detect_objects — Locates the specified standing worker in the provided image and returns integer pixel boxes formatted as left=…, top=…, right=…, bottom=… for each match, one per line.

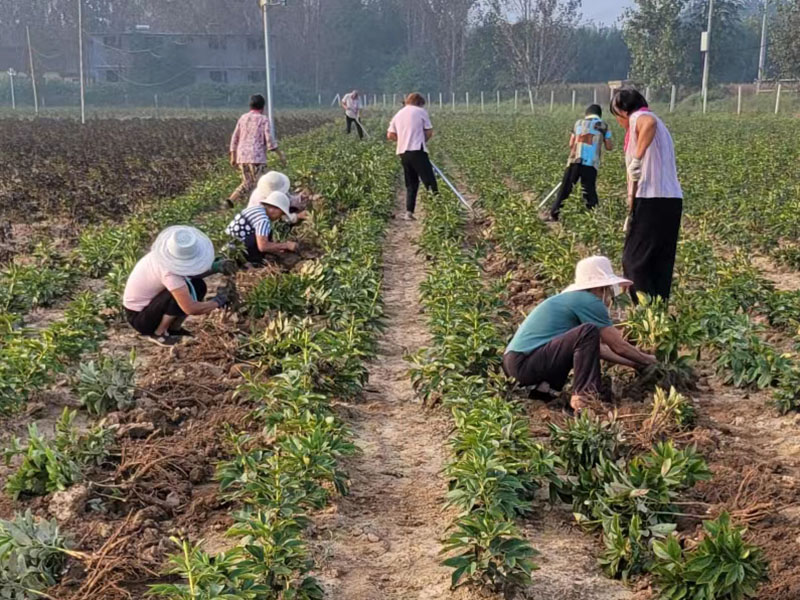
left=227, top=94, right=287, bottom=208
left=549, top=104, right=613, bottom=222
left=387, top=93, right=438, bottom=221
left=610, top=88, right=683, bottom=303
left=341, top=89, right=364, bottom=139
left=503, top=256, right=656, bottom=413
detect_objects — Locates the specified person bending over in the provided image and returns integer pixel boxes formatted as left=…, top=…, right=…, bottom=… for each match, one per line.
left=550, top=104, right=613, bottom=222
left=503, top=256, right=656, bottom=413
left=227, top=94, right=287, bottom=208
left=226, top=190, right=297, bottom=265
left=341, top=89, right=364, bottom=139
left=123, top=226, right=230, bottom=347
left=387, top=93, right=438, bottom=221
left=247, top=171, right=309, bottom=224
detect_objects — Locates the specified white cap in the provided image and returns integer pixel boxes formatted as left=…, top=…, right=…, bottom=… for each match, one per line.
left=151, top=226, right=214, bottom=276
left=260, top=191, right=291, bottom=217
left=563, top=256, right=632, bottom=294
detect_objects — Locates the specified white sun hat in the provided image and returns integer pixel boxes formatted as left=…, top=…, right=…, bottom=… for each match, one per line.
left=260, top=191, right=291, bottom=217
left=563, top=256, right=632, bottom=294
left=256, top=171, right=290, bottom=196
left=151, top=226, right=215, bottom=276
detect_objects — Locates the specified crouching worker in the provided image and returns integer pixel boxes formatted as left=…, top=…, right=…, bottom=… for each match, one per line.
left=123, top=226, right=229, bottom=347
left=227, top=190, right=298, bottom=265
left=247, top=171, right=309, bottom=225
left=503, top=256, right=656, bottom=413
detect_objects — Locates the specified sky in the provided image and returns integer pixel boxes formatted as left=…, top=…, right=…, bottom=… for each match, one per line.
left=582, top=0, right=635, bottom=25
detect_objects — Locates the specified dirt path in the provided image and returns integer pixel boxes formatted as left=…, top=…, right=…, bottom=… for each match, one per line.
left=313, top=188, right=474, bottom=600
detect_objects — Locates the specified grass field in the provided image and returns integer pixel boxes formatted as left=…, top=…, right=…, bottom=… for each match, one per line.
left=0, top=110, right=798, bottom=600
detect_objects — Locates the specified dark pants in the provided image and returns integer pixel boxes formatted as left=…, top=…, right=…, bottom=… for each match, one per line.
left=125, top=279, right=207, bottom=336
left=550, top=163, right=598, bottom=220
left=400, top=150, right=438, bottom=213
left=503, top=323, right=601, bottom=396
left=346, top=116, right=363, bottom=139
left=243, top=233, right=265, bottom=264
left=623, top=197, right=682, bottom=303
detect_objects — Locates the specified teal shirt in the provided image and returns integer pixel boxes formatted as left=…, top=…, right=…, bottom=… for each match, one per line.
left=505, top=291, right=613, bottom=354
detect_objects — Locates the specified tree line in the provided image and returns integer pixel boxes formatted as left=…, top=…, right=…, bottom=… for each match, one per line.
left=1, top=0, right=798, bottom=99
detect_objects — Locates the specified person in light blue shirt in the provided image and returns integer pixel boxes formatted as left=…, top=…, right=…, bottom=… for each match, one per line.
left=549, top=104, right=613, bottom=221
left=503, top=256, right=656, bottom=413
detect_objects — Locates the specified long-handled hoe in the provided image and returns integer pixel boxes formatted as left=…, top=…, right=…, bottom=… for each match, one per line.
left=431, top=161, right=474, bottom=214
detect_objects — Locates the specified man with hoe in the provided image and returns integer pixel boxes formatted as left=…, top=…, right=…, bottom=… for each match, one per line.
left=341, top=89, right=364, bottom=139
left=549, top=104, right=613, bottom=222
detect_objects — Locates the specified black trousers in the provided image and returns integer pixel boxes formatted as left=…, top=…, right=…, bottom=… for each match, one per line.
left=502, top=323, right=601, bottom=396
left=550, top=163, right=598, bottom=220
left=125, top=279, right=207, bottom=336
left=623, top=197, right=683, bottom=303
left=345, top=116, right=363, bottom=139
left=400, top=150, right=438, bottom=213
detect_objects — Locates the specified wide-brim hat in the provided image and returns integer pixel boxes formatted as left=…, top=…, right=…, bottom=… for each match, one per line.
left=260, top=191, right=291, bottom=217
left=151, top=225, right=215, bottom=276
left=563, top=255, right=632, bottom=293
left=256, top=171, right=290, bottom=196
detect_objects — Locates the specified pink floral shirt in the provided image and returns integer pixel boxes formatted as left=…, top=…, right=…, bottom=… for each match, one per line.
left=230, top=110, right=277, bottom=165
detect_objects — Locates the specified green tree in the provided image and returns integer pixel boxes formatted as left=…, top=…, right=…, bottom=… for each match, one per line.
left=772, top=0, right=800, bottom=78
left=623, top=0, right=691, bottom=87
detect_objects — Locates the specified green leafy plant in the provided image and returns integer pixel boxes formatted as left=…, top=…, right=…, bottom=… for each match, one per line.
left=75, top=351, right=137, bottom=416
left=651, top=512, right=767, bottom=600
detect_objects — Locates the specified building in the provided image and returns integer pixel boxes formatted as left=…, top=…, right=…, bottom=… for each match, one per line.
left=87, top=30, right=266, bottom=86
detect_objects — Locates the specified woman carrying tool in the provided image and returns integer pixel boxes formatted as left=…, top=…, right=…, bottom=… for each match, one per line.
left=387, top=92, right=438, bottom=221
left=611, top=87, right=683, bottom=303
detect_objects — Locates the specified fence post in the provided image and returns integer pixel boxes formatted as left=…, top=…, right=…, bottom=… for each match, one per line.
left=439, top=92, right=443, bottom=109
left=392, top=93, right=396, bottom=106
left=8, top=69, right=15, bottom=110
left=737, top=85, right=742, bottom=115
left=466, top=92, right=470, bottom=110
left=154, top=93, right=159, bottom=117
left=514, top=89, right=518, bottom=112
left=528, top=88, right=534, bottom=113
left=497, top=90, right=500, bottom=112
left=645, top=86, right=651, bottom=102
left=550, top=89, right=554, bottom=112
left=318, top=93, right=321, bottom=105
left=670, top=85, right=676, bottom=113
left=452, top=92, right=455, bottom=112
left=571, top=89, right=576, bottom=110
left=593, top=88, right=598, bottom=104
left=427, top=92, right=431, bottom=106
left=775, top=84, right=782, bottom=114
left=382, top=93, right=386, bottom=107
left=481, top=91, right=484, bottom=113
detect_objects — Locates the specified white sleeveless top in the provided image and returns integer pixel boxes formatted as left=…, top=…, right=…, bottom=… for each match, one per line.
left=626, top=111, right=683, bottom=199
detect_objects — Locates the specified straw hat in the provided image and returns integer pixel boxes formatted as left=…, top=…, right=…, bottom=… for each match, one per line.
left=563, top=256, right=632, bottom=293
left=260, top=191, right=291, bottom=217
left=151, top=226, right=214, bottom=276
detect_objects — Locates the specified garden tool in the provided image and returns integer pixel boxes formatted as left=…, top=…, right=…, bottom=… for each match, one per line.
left=431, top=161, right=474, bottom=213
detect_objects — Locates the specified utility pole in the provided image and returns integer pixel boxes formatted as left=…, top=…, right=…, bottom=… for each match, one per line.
left=259, top=0, right=284, bottom=136
left=8, top=69, right=15, bottom=110
left=78, top=0, right=85, bottom=124
left=701, top=0, right=714, bottom=114
left=26, top=26, right=39, bottom=115
left=757, top=0, right=768, bottom=91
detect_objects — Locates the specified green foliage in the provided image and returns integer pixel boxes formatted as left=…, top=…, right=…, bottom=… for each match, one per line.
left=3, top=408, right=112, bottom=499
left=549, top=412, right=624, bottom=475
left=0, top=510, right=72, bottom=599
left=650, top=386, right=697, bottom=429
left=651, top=512, right=767, bottom=599
left=75, top=351, right=137, bottom=416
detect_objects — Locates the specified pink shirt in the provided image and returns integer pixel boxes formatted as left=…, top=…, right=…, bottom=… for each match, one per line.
left=627, top=110, right=683, bottom=199
left=388, top=105, right=432, bottom=155
left=123, top=253, right=186, bottom=312
left=230, top=110, right=277, bottom=165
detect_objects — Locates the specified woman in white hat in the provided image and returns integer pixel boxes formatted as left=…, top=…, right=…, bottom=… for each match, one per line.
left=226, top=190, right=298, bottom=265
left=123, top=226, right=229, bottom=347
left=247, top=171, right=309, bottom=225
left=503, top=256, right=656, bottom=413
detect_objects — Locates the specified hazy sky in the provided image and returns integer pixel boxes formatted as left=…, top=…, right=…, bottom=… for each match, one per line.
left=583, top=0, right=635, bottom=25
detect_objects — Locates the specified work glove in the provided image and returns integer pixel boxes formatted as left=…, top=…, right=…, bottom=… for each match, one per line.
left=211, top=292, right=229, bottom=308
left=627, top=157, right=643, bottom=182
left=211, top=259, right=237, bottom=276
